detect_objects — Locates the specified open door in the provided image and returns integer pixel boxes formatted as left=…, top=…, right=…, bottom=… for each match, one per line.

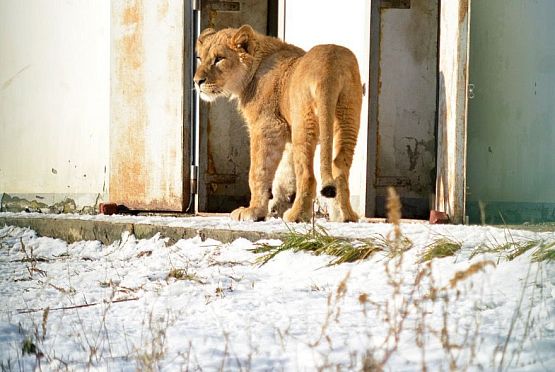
left=110, top=1, right=190, bottom=211
left=279, top=0, right=373, bottom=217
left=197, top=0, right=270, bottom=213
left=435, top=0, right=471, bottom=224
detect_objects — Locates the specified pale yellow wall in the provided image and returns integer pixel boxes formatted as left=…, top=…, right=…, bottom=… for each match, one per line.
left=0, top=0, right=110, bottom=204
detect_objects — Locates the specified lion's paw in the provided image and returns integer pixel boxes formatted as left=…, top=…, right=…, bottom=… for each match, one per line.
left=282, top=208, right=311, bottom=223
left=230, top=207, right=267, bottom=222
left=328, top=203, right=359, bottom=223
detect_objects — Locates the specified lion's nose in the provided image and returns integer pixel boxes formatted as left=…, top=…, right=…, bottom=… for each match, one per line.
left=194, top=77, right=206, bottom=87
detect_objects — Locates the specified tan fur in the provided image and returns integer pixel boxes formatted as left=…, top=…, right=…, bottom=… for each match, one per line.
left=194, top=25, right=362, bottom=222
left=269, top=143, right=296, bottom=218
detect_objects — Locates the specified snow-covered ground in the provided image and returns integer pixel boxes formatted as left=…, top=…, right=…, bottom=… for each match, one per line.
left=1, top=216, right=554, bottom=371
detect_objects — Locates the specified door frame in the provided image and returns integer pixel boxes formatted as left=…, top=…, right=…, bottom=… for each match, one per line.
left=435, top=0, right=471, bottom=224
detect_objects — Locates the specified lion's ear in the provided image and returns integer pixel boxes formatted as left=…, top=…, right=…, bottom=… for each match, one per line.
left=231, top=24, right=254, bottom=54
left=197, top=28, right=216, bottom=45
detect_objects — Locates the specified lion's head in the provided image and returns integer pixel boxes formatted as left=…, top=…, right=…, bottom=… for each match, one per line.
left=194, top=25, right=257, bottom=102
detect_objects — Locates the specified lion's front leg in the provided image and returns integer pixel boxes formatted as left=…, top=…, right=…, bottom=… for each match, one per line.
left=230, top=131, right=285, bottom=222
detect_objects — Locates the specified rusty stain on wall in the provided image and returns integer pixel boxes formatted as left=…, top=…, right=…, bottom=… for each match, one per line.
left=111, top=0, right=148, bottom=209
left=157, top=0, right=169, bottom=21
left=110, top=0, right=186, bottom=211
left=459, top=0, right=469, bottom=24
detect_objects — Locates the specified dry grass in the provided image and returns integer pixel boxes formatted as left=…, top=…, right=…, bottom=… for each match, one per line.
left=252, top=188, right=414, bottom=265
left=251, top=225, right=385, bottom=266
left=470, top=239, right=555, bottom=263
left=167, top=267, right=205, bottom=284
left=531, top=240, right=555, bottom=262
left=420, top=238, right=462, bottom=262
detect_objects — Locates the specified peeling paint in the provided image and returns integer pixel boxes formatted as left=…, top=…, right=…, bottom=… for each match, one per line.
left=374, top=1, right=438, bottom=218
left=0, top=194, right=97, bottom=214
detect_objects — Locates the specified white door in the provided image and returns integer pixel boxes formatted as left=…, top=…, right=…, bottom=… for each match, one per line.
left=110, top=1, right=189, bottom=211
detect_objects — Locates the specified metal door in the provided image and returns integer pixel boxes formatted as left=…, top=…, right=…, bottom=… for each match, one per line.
left=465, top=0, right=555, bottom=224
left=110, top=0, right=190, bottom=211
left=197, top=0, right=269, bottom=212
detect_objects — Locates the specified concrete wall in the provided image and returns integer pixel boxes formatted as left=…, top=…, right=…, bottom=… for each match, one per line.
left=0, top=0, right=110, bottom=212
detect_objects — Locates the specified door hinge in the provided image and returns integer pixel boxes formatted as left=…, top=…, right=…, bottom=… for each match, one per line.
left=468, top=83, right=475, bottom=99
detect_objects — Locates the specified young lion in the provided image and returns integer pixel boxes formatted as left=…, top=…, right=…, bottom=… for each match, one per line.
left=194, top=25, right=362, bottom=222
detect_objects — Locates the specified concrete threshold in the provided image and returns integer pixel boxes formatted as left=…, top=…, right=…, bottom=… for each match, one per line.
left=0, top=214, right=290, bottom=245
left=0, top=212, right=435, bottom=246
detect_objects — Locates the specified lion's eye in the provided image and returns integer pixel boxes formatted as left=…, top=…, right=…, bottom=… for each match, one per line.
left=214, top=56, right=224, bottom=65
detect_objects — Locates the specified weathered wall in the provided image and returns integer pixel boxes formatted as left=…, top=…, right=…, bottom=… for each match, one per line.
left=466, top=0, right=555, bottom=224
left=376, top=0, right=438, bottom=218
left=110, top=0, right=187, bottom=211
left=0, top=0, right=110, bottom=211
left=435, top=0, right=470, bottom=224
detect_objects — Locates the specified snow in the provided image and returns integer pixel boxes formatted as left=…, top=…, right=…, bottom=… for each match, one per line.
left=1, top=215, right=554, bottom=371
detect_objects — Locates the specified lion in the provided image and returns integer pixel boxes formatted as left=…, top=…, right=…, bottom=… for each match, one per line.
left=194, top=24, right=362, bottom=222
left=268, top=143, right=296, bottom=218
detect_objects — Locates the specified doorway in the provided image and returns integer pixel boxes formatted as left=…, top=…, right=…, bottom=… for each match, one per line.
left=196, top=0, right=277, bottom=213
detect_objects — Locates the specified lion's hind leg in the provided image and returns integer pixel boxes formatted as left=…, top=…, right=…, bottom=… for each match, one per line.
left=328, top=93, right=361, bottom=223
left=283, top=108, right=318, bottom=223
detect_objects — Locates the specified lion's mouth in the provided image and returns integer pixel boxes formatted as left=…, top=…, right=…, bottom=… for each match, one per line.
left=198, top=91, right=218, bottom=102
left=197, top=87, right=226, bottom=102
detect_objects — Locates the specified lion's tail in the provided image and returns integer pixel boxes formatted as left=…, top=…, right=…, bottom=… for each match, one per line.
left=317, top=79, right=342, bottom=199
left=317, top=68, right=362, bottom=202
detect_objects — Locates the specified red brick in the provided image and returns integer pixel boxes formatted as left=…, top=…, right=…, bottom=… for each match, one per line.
left=99, top=203, right=118, bottom=215
left=429, top=210, right=450, bottom=224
